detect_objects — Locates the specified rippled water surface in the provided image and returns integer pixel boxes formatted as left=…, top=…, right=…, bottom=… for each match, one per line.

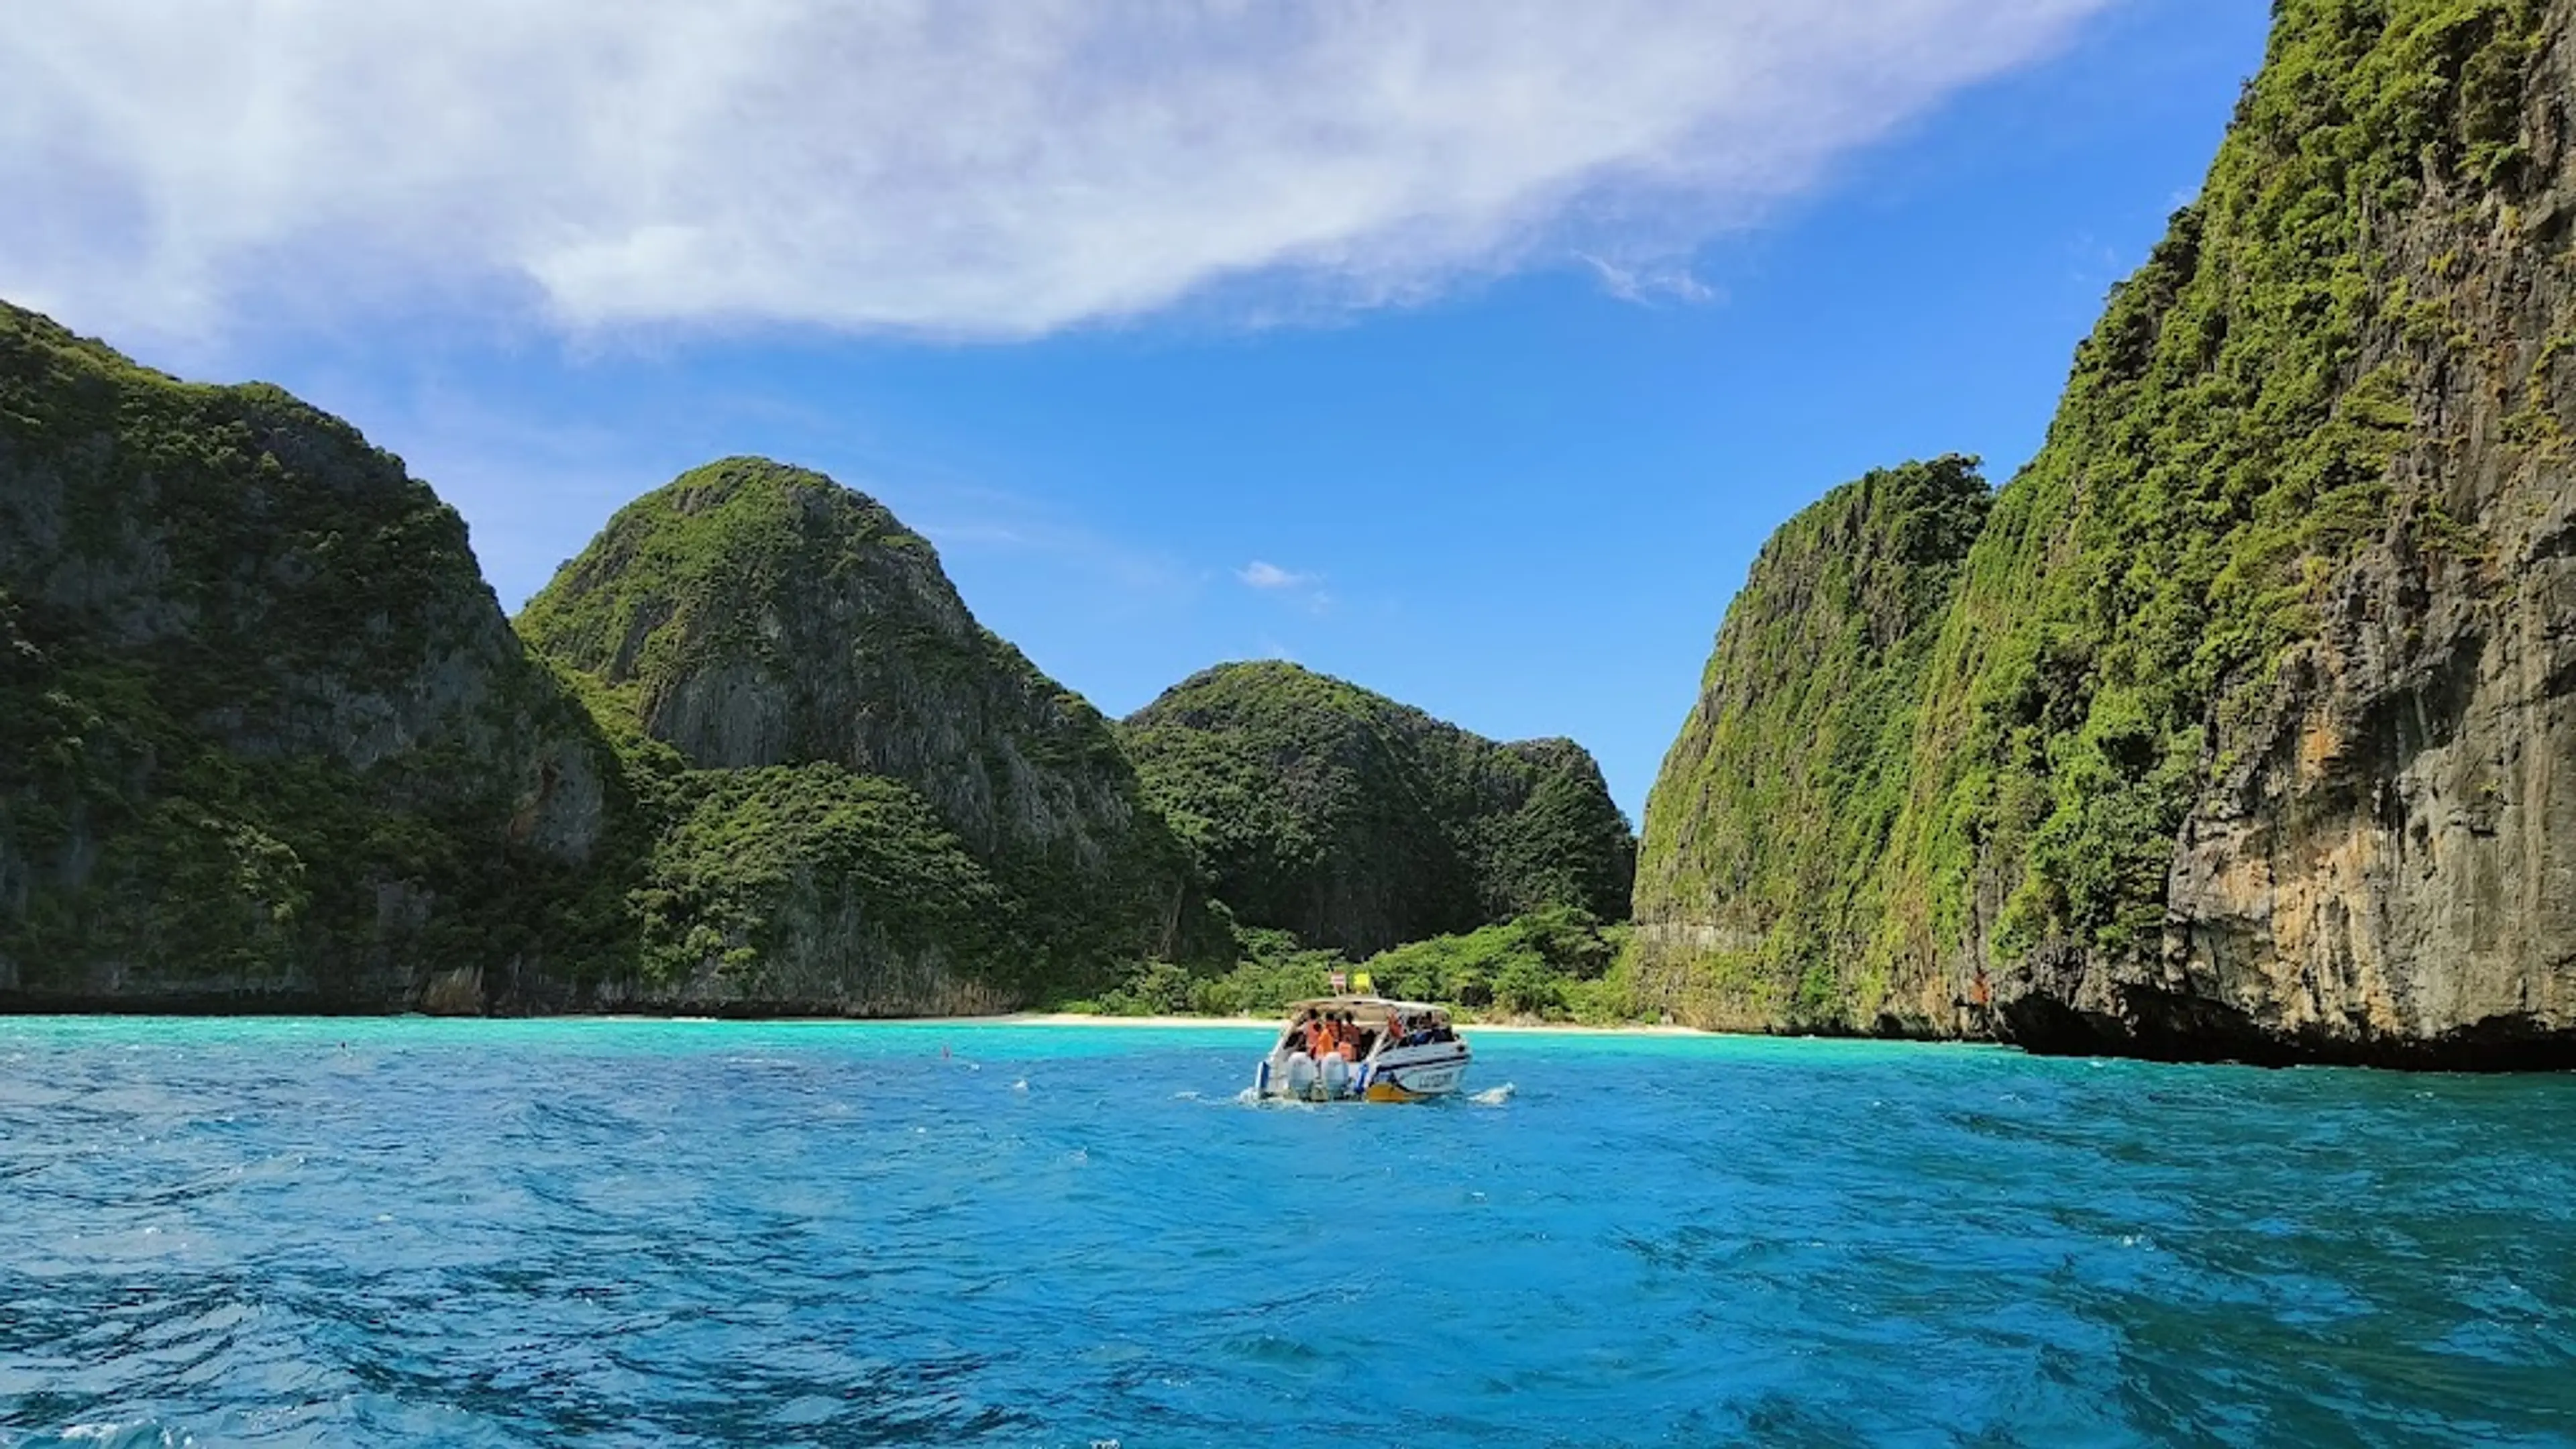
left=3, top=1018, right=2574, bottom=1446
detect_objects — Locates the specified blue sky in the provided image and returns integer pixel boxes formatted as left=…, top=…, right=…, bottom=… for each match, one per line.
left=3, top=1, right=2270, bottom=821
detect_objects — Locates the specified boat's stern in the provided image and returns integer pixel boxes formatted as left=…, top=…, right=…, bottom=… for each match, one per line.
left=1359, top=1041, right=1470, bottom=1101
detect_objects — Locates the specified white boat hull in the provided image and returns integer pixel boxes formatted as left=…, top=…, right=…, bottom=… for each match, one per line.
left=1255, top=1042, right=1470, bottom=1103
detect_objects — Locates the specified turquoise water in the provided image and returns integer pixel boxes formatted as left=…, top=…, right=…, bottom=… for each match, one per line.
left=1, top=1018, right=2572, bottom=1446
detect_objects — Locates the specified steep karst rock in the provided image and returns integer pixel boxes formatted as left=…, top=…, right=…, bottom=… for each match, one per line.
left=0, top=311, right=1215, bottom=1017
left=1631, top=457, right=1992, bottom=1031
left=1123, top=660, right=1636, bottom=956
left=0, top=301, right=618, bottom=1009
left=1637, top=0, right=2576, bottom=1067
left=519, top=457, right=1215, bottom=1004
left=601, top=760, right=1028, bottom=1016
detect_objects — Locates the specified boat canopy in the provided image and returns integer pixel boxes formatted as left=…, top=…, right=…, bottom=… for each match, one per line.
left=1281, top=996, right=1449, bottom=1023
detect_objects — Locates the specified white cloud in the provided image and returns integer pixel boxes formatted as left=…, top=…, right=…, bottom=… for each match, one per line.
left=1238, top=559, right=1333, bottom=616
left=0, top=0, right=2110, bottom=343
left=1578, top=254, right=1721, bottom=306
left=1238, top=560, right=1319, bottom=591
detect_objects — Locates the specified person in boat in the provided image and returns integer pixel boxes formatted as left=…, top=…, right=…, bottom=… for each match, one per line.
left=1337, top=1012, right=1364, bottom=1063
left=1309, top=1012, right=1340, bottom=1061
left=1287, top=1008, right=1319, bottom=1056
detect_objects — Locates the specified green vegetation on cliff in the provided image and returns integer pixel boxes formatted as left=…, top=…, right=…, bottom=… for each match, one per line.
left=0, top=315, right=1225, bottom=1014
left=1, top=321, right=1631, bottom=1018
left=1123, top=661, right=1636, bottom=957
left=1634, top=458, right=1990, bottom=1028
left=629, top=764, right=1018, bottom=1008
left=0, top=302, right=619, bottom=1002
left=1894, top=0, right=2548, bottom=971
left=521, top=458, right=1218, bottom=1003
left=1637, top=0, right=2570, bottom=1051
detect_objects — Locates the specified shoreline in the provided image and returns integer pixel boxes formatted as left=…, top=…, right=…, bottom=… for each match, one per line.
left=0, top=1006, right=1698, bottom=1038
left=983, top=1012, right=1711, bottom=1038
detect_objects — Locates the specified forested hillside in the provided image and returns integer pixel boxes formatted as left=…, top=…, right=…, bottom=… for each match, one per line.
left=0, top=301, right=622, bottom=1007
left=1124, top=661, right=1635, bottom=957
left=519, top=458, right=1225, bottom=1009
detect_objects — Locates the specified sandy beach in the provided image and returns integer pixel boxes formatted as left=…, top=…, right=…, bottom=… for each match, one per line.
left=979, top=1012, right=1711, bottom=1037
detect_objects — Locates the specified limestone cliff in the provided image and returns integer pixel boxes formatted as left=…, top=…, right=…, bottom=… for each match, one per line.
left=1123, top=661, right=1636, bottom=956
left=0, top=302, right=615, bottom=1008
left=594, top=761, right=1027, bottom=1016
left=519, top=458, right=1216, bottom=1003
left=0, top=312, right=1212, bottom=1018
left=1637, top=0, right=2576, bottom=1067
left=1631, top=458, right=1990, bottom=1031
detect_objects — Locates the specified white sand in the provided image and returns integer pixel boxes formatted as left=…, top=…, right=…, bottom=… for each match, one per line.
left=949, top=1012, right=1709, bottom=1037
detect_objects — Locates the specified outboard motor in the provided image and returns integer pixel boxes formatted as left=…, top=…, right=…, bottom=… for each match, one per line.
left=1283, top=1053, right=1319, bottom=1100
left=1320, top=1053, right=1351, bottom=1099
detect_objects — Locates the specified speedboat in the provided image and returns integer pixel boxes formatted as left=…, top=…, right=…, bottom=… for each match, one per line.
left=1252, top=996, right=1471, bottom=1102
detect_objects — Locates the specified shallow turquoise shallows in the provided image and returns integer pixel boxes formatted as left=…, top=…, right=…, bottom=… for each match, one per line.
left=3, top=1018, right=2573, bottom=1446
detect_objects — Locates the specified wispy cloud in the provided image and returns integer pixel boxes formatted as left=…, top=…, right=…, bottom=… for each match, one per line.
left=0, top=1, right=2110, bottom=344
left=1237, top=561, right=1319, bottom=592
left=1238, top=560, right=1333, bottom=617
left=1578, top=254, right=1722, bottom=307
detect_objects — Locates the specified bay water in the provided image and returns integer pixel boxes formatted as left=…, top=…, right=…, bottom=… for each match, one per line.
left=2, top=1017, right=2571, bottom=1446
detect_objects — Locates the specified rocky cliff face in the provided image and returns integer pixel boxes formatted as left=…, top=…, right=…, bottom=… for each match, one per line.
left=1638, top=0, right=2576, bottom=1067
left=596, top=761, right=1028, bottom=1016
left=1124, top=661, right=1636, bottom=956
left=1632, top=458, right=1991, bottom=1031
left=0, top=302, right=614, bottom=1008
left=519, top=458, right=1216, bottom=1004
left=0, top=313, right=1217, bottom=1018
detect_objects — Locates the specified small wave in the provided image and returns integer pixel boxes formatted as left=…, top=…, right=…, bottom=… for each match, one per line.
left=46, top=1419, right=197, bottom=1448
left=1469, top=1083, right=1516, bottom=1105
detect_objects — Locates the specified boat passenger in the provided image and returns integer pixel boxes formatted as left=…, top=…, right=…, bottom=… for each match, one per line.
left=1338, top=1016, right=1364, bottom=1063
left=1311, top=1014, right=1340, bottom=1060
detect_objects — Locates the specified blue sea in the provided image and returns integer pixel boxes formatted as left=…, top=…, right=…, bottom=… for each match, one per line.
left=2, top=1018, right=2572, bottom=1447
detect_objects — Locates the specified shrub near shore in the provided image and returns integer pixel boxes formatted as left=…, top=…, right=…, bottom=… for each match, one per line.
left=1069, top=906, right=1644, bottom=1026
